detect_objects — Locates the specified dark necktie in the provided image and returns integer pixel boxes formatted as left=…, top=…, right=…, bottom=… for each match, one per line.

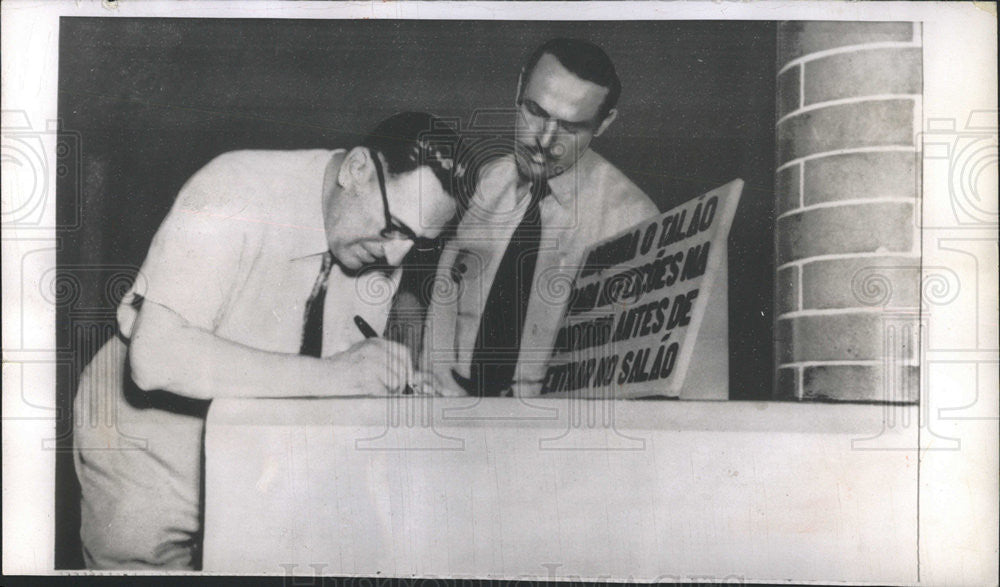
left=466, top=179, right=549, bottom=396
left=300, top=251, right=334, bottom=357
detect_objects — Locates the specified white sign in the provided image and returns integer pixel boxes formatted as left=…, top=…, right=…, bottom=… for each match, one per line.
left=541, top=179, right=743, bottom=398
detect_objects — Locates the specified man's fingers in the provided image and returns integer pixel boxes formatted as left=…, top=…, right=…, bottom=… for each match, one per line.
left=377, top=339, right=413, bottom=393
left=431, top=370, right=468, bottom=397
left=346, top=338, right=417, bottom=395
left=410, top=370, right=437, bottom=395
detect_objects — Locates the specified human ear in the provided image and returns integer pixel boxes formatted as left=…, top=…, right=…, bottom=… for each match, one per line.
left=593, top=108, right=618, bottom=138
left=339, top=146, right=372, bottom=191
left=515, top=69, right=526, bottom=106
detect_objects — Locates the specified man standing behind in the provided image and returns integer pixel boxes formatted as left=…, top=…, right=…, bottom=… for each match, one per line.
left=423, top=39, right=659, bottom=397
left=73, top=112, right=459, bottom=569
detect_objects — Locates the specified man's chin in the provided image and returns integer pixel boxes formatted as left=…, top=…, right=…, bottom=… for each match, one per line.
left=514, top=155, right=547, bottom=181
left=331, top=250, right=363, bottom=272
left=514, top=155, right=571, bottom=182
left=335, top=252, right=391, bottom=276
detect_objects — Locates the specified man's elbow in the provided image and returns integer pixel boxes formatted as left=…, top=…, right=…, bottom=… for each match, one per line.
left=128, top=311, right=208, bottom=399
left=128, top=327, right=172, bottom=392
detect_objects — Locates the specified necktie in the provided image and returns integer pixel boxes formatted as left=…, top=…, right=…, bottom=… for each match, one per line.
left=466, top=179, right=549, bottom=396
left=300, top=251, right=334, bottom=357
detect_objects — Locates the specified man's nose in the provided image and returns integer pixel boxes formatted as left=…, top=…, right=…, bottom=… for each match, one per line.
left=537, top=119, right=559, bottom=149
left=383, top=239, right=414, bottom=267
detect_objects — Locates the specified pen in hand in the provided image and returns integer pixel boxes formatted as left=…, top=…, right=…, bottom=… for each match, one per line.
left=353, top=315, right=379, bottom=339
left=353, top=315, right=417, bottom=395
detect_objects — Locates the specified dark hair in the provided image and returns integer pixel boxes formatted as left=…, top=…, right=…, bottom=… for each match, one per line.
left=359, top=111, right=460, bottom=198
left=520, top=38, right=622, bottom=119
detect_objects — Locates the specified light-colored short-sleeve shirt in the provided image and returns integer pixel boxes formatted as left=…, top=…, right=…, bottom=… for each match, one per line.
left=119, top=149, right=400, bottom=357
left=422, top=149, right=658, bottom=396
left=74, top=149, right=402, bottom=569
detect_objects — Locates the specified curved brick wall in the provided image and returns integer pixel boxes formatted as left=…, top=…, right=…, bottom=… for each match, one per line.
left=774, top=22, right=922, bottom=402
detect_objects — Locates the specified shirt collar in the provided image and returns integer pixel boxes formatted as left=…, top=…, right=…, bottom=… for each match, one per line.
left=544, top=149, right=595, bottom=207
left=287, top=149, right=342, bottom=260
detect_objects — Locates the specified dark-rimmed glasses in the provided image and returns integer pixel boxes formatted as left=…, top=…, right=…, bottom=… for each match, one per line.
left=370, top=149, right=441, bottom=253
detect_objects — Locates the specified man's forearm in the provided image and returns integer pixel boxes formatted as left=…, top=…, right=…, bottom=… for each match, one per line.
left=129, top=301, right=352, bottom=400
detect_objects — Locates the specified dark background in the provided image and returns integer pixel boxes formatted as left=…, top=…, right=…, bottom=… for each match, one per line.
left=56, top=17, right=776, bottom=567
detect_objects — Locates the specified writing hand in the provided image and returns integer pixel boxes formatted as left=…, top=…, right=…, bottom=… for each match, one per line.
left=331, top=338, right=414, bottom=395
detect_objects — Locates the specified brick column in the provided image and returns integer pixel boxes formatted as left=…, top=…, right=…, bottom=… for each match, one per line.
left=774, top=22, right=922, bottom=402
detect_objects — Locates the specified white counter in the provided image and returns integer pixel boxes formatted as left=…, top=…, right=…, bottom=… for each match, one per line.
left=204, top=397, right=918, bottom=582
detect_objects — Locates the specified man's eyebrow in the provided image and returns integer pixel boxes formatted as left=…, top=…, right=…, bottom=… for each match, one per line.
left=562, top=118, right=591, bottom=128
left=526, top=98, right=595, bottom=128
left=525, top=98, right=550, bottom=119
left=390, top=215, right=419, bottom=238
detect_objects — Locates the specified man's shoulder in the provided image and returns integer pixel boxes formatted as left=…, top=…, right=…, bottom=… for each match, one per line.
left=579, top=150, right=658, bottom=214
left=464, top=154, right=519, bottom=212
left=178, top=149, right=333, bottom=212
left=474, top=154, right=518, bottom=191
left=199, top=149, right=333, bottom=178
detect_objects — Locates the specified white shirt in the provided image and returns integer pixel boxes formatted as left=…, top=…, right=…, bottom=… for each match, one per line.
left=74, top=149, right=405, bottom=569
left=118, top=149, right=400, bottom=357
left=422, top=149, right=659, bottom=396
